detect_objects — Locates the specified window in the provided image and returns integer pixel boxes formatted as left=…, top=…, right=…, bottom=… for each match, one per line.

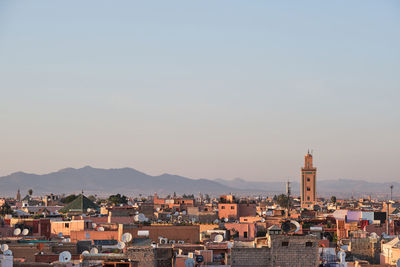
left=231, top=206, right=234, bottom=210
left=65, top=223, right=69, bottom=228
left=282, top=241, right=289, bottom=246
left=307, top=187, right=310, bottom=191
left=307, top=196, right=310, bottom=201
left=244, top=231, right=248, bottom=238
left=221, top=206, right=225, bottom=209
left=307, top=178, right=310, bottom=182
left=306, top=242, right=313, bottom=247
left=244, top=219, right=248, bottom=221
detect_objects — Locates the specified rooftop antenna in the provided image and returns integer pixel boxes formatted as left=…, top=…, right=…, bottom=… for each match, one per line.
left=390, top=185, right=394, bottom=201
left=286, top=180, right=291, bottom=217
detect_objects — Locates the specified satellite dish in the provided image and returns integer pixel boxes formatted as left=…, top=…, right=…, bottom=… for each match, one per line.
left=97, top=227, right=105, bottom=231
left=92, top=223, right=97, bottom=228
left=138, top=213, right=146, bottom=222
left=370, top=232, right=378, bottom=239
left=156, top=207, right=160, bottom=211
left=261, top=218, right=265, bottom=223
left=290, top=220, right=301, bottom=233
left=82, top=250, right=89, bottom=255
left=3, top=250, right=12, bottom=256
left=182, top=211, right=187, bottom=215
left=117, top=242, right=126, bottom=250
left=1, top=244, right=9, bottom=252
left=90, top=247, right=98, bottom=254
left=59, top=251, right=72, bottom=262
left=213, top=219, right=219, bottom=224
left=282, top=220, right=300, bottom=233
left=122, top=233, right=132, bottom=243
left=174, top=212, right=179, bottom=216
left=224, top=218, right=228, bottom=223
left=22, top=229, right=29, bottom=236
left=396, top=258, right=400, bottom=267
left=227, top=242, right=233, bottom=249
left=13, top=228, right=21, bottom=236
left=58, top=232, right=63, bottom=238
left=337, top=251, right=346, bottom=263
left=214, top=234, right=223, bottom=242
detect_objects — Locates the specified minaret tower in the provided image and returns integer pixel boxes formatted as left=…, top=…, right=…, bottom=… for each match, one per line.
left=301, top=151, right=317, bottom=209
left=16, top=188, right=21, bottom=201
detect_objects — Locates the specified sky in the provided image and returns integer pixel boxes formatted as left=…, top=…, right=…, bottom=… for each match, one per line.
left=0, top=1, right=399, bottom=182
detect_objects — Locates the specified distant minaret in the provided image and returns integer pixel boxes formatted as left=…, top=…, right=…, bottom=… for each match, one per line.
left=301, top=151, right=317, bottom=209
left=16, top=188, right=21, bottom=201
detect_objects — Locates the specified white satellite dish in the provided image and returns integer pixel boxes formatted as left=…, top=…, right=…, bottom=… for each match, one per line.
left=224, top=218, right=228, bottom=222
left=138, top=213, right=146, bottom=222
left=337, top=251, right=346, bottom=263
left=227, top=242, right=233, bottom=249
left=92, top=223, right=97, bottom=228
left=122, top=233, right=132, bottom=243
left=4, top=250, right=12, bottom=256
left=213, top=219, right=219, bottom=224
left=117, top=242, right=126, bottom=249
left=182, top=211, right=187, bottom=215
left=82, top=250, right=89, bottom=255
left=58, top=232, right=63, bottom=238
left=156, top=207, right=160, bottom=211
left=97, top=227, right=105, bottom=231
left=290, top=220, right=301, bottom=233
left=59, top=251, right=72, bottom=262
left=1, top=244, right=9, bottom=252
left=90, top=247, right=98, bottom=254
left=214, top=234, right=223, bottom=242
left=22, top=229, right=29, bottom=236
left=370, top=232, right=378, bottom=239
left=13, top=228, right=21, bottom=236
left=261, top=218, right=265, bottom=223
left=174, top=211, right=179, bottom=216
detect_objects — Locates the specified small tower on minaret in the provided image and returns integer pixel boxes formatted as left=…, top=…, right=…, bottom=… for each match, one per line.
left=301, top=151, right=317, bottom=209
left=16, top=188, right=21, bottom=202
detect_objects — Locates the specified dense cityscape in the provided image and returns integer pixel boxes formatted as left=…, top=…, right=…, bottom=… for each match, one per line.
left=1, top=152, right=399, bottom=266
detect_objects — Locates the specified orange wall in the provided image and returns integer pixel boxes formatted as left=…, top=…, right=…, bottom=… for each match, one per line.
left=218, top=204, right=238, bottom=220
left=70, top=230, right=119, bottom=242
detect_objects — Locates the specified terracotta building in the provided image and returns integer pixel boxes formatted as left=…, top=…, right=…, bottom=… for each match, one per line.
left=301, top=151, right=317, bottom=209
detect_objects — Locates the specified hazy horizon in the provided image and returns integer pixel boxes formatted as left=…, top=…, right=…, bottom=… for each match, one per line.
left=0, top=1, right=399, bottom=182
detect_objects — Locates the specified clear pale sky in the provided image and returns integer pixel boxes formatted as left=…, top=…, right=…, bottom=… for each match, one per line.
left=0, top=1, right=399, bottom=182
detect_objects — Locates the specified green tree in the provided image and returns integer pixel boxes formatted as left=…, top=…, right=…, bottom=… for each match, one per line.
left=275, top=194, right=289, bottom=208
left=108, top=194, right=128, bottom=205
left=28, top=189, right=33, bottom=196
left=330, top=196, right=337, bottom=204
left=0, top=202, right=12, bottom=216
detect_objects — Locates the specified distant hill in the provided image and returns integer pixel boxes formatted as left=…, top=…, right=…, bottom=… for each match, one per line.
left=0, top=166, right=398, bottom=198
left=0, top=166, right=240, bottom=197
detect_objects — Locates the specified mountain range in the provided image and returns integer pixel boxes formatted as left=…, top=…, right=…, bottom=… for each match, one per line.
left=0, top=166, right=397, bottom=198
